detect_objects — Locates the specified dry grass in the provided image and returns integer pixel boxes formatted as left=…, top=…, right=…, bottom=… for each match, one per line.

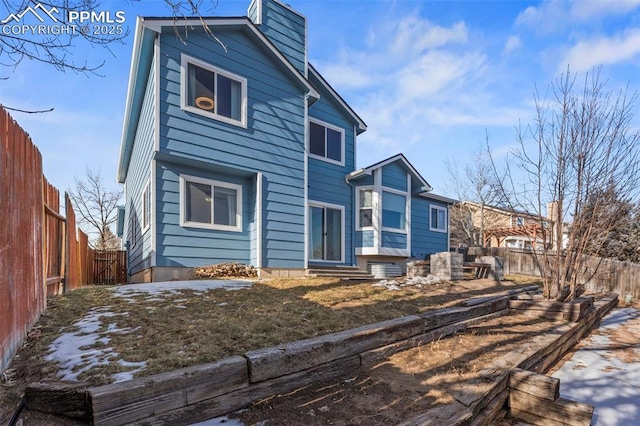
left=2, top=275, right=539, bottom=408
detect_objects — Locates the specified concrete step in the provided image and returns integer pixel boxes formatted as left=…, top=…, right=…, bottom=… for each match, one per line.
left=306, top=267, right=374, bottom=280
left=306, top=273, right=375, bottom=280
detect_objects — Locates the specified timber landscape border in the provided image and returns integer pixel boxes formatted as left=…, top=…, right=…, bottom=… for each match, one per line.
left=23, top=287, right=618, bottom=425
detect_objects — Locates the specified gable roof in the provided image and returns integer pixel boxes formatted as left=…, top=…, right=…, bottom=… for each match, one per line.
left=309, top=64, right=367, bottom=134
left=347, top=153, right=430, bottom=188
left=346, top=153, right=457, bottom=204
left=117, top=16, right=321, bottom=183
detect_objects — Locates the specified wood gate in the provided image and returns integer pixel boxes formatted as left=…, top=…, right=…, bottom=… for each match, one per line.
left=93, top=250, right=127, bottom=284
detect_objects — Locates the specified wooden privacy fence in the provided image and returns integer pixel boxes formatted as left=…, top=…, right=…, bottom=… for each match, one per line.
left=0, top=106, right=124, bottom=372
left=94, top=250, right=127, bottom=285
left=468, top=247, right=640, bottom=299
left=44, top=178, right=65, bottom=295
left=1, top=105, right=47, bottom=372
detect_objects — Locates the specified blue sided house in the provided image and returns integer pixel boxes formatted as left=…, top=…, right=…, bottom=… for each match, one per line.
left=117, top=0, right=455, bottom=282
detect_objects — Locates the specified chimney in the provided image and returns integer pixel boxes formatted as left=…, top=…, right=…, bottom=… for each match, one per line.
left=248, top=0, right=307, bottom=76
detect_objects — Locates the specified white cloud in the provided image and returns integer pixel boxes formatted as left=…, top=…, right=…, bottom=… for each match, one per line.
left=391, top=17, right=468, bottom=54
left=570, top=0, right=640, bottom=21
left=312, top=15, right=487, bottom=153
left=560, top=28, right=640, bottom=72
left=504, top=35, right=521, bottom=53
left=314, top=63, right=373, bottom=90
left=515, top=1, right=567, bottom=33
left=516, top=0, right=640, bottom=32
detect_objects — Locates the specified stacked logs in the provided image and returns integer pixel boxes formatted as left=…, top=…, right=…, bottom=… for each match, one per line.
left=194, top=263, right=257, bottom=279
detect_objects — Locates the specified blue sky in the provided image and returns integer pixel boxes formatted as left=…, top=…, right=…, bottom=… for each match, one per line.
left=2, top=0, right=640, bottom=204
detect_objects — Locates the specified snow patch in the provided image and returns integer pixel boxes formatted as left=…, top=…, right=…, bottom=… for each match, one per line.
left=373, top=275, right=441, bottom=290
left=46, top=308, right=145, bottom=382
left=552, top=308, right=640, bottom=426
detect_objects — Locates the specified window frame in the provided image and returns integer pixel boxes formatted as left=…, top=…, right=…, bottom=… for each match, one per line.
left=381, top=187, right=408, bottom=234
left=180, top=54, right=248, bottom=128
left=141, top=180, right=150, bottom=233
left=308, top=118, right=345, bottom=166
left=356, top=186, right=374, bottom=231
left=179, top=174, right=243, bottom=232
left=429, top=204, right=448, bottom=233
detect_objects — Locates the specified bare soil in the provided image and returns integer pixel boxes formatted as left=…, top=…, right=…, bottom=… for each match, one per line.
left=230, top=311, right=561, bottom=425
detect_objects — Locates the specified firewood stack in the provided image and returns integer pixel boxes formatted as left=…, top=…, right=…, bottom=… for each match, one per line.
left=195, top=262, right=258, bottom=279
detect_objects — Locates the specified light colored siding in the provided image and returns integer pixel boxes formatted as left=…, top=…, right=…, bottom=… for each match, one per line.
left=157, top=29, right=306, bottom=268
left=382, top=162, right=408, bottom=191
left=255, top=0, right=306, bottom=75
left=411, top=197, right=448, bottom=259
left=124, top=54, right=155, bottom=274
left=155, top=161, right=255, bottom=267
left=381, top=231, right=407, bottom=249
left=355, top=230, right=374, bottom=248
left=247, top=0, right=258, bottom=22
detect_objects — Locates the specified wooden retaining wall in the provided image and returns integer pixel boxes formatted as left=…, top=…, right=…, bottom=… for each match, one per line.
left=25, top=290, right=527, bottom=425
left=23, top=290, right=617, bottom=426
left=398, top=294, right=618, bottom=426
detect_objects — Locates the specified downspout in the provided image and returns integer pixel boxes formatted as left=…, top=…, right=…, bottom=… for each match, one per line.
left=345, top=174, right=356, bottom=266
left=303, top=93, right=309, bottom=270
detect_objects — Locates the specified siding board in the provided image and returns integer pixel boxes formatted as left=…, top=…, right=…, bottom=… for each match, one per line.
left=382, top=162, right=408, bottom=192
left=412, top=197, right=448, bottom=258
left=125, top=54, right=156, bottom=274
left=157, top=28, right=306, bottom=269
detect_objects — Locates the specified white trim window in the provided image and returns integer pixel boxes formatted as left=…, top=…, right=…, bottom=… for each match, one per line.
left=180, top=175, right=242, bottom=232
left=309, top=118, right=345, bottom=166
left=357, top=187, right=373, bottom=229
left=128, top=212, right=137, bottom=247
left=430, top=205, right=447, bottom=233
left=381, top=190, right=407, bottom=233
left=142, top=181, right=150, bottom=232
left=181, top=54, right=248, bottom=128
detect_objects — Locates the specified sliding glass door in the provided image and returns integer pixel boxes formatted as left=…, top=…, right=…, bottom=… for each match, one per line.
left=309, top=204, right=343, bottom=262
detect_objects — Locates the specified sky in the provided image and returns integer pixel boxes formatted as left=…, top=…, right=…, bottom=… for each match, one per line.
left=2, top=0, right=640, bottom=206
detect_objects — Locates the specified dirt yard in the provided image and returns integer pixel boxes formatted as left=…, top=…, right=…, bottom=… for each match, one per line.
left=1, top=275, right=545, bottom=424
left=229, top=311, right=560, bottom=425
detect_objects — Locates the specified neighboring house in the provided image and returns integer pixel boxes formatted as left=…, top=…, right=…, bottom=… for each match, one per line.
left=452, top=201, right=556, bottom=250
left=116, top=0, right=454, bottom=282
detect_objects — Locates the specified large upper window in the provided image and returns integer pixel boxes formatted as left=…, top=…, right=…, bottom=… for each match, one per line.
left=430, top=205, right=447, bottom=233
left=309, top=119, right=344, bottom=165
left=382, top=191, right=406, bottom=231
left=181, top=55, right=247, bottom=127
left=358, top=188, right=373, bottom=229
left=180, top=175, right=242, bottom=232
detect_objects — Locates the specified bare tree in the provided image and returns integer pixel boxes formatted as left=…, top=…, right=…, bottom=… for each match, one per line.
left=497, top=68, right=640, bottom=300
left=447, top=141, right=507, bottom=247
left=1, top=0, right=219, bottom=112
left=1, top=0, right=217, bottom=73
left=69, top=167, right=123, bottom=250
